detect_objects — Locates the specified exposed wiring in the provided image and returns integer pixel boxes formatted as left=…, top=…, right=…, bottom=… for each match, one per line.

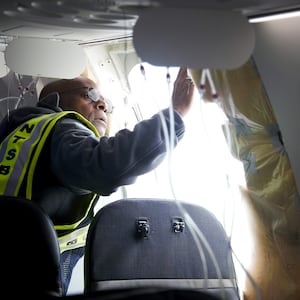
left=0, top=73, right=37, bottom=122
left=139, top=65, right=225, bottom=289
left=166, top=67, right=176, bottom=184
left=196, top=69, right=236, bottom=234
left=123, top=63, right=252, bottom=300
left=198, top=69, right=219, bottom=102
left=157, top=66, right=226, bottom=298
left=0, top=96, right=20, bottom=104
left=198, top=68, right=262, bottom=300
left=205, top=69, right=219, bottom=103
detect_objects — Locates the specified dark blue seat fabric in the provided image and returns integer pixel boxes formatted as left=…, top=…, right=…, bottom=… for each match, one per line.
left=0, top=195, right=62, bottom=296
left=84, top=198, right=240, bottom=300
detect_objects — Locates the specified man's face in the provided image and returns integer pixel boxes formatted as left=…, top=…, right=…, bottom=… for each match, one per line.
left=59, top=78, right=112, bottom=136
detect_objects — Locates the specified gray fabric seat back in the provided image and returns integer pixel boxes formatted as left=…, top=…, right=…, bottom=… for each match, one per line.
left=84, top=198, right=240, bottom=300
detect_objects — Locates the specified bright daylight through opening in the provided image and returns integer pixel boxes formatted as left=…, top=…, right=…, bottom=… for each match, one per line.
left=104, top=63, right=252, bottom=296
left=70, top=63, right=253, bottom=296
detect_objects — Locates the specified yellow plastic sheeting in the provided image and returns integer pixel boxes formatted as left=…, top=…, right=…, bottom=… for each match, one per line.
left=190, top=58, right=300, bottom=300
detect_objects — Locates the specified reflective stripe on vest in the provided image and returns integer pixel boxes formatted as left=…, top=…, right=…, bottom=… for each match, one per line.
left=0, top=111, right=99, bottom=197
left=55, top=192, right=98, bottom=253
left=58, top=224, right=91, bottom=253
left=0, top=113, right=56, bottom=196
left=0, top=111, right=100, bottom=253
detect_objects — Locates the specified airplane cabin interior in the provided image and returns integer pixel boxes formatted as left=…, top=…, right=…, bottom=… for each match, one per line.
left=1, top=1, right=300, bottom=299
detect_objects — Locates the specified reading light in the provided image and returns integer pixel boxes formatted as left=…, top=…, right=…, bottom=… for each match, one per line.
left=249, top=8, right=300, bottom=23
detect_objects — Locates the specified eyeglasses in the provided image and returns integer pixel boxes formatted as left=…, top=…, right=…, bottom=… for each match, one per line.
left=61, top=86, right=113, bottom=113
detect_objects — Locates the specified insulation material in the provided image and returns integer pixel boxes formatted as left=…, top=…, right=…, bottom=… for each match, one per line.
left=189, top=58, right=300, bottom=300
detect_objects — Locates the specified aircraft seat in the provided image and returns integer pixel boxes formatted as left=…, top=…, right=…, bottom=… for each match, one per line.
left=84, top=198, right=240, bottom=300
left=0, top=195, right=62, bottom=297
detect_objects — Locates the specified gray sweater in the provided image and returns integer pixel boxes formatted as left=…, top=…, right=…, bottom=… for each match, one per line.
left=0, top=94, right=185, bottom=234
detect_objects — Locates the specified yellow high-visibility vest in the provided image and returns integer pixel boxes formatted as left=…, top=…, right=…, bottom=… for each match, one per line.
left=0, top=111, right=100, bottom=252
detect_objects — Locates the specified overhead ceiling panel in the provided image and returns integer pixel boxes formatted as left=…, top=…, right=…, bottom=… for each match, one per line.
left=0, top=0, right=299, bottom=45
